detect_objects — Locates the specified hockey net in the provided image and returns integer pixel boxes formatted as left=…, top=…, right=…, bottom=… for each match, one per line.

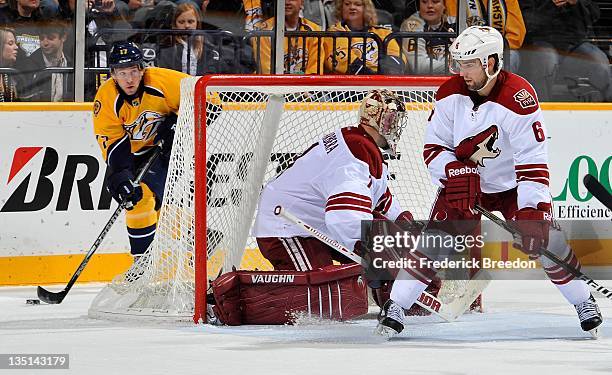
left=89, top=75, right=459, bottom=323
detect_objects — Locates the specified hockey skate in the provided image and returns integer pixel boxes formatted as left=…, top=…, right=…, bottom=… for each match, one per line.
left=375, top=299, right=406, bottom=338
left=205, top=292, right=222, bottom=325
left=574, top=294, right=602, bottom=338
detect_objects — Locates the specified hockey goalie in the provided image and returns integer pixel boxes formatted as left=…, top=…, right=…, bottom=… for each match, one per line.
left=206, top=89, right=420, bottom=325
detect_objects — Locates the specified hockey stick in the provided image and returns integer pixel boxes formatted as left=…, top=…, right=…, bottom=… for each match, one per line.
left=584, top=174, right=612, bottom=211
left=274, top=205, right=488, bottom=321
left=37, top=144, right=163, bottom=304
left=474, top=204, right=612, bottom=300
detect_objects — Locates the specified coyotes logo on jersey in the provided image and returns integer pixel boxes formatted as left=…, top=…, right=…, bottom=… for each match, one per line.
left=456, top=125, right=501, bottom=167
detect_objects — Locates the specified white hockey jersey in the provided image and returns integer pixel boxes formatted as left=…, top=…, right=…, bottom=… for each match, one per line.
left=252, top=126, right=403, bottom=251
left=423, top=71, right=550, bottom=210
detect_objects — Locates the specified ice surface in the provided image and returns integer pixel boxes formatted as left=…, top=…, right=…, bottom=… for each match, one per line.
left=1, top=280, right=611, bottom=375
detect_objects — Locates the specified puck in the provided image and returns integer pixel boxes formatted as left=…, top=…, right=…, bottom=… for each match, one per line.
left=26, top=299, right=41, bottom=305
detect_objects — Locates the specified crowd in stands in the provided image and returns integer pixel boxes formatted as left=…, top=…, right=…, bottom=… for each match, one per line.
left=0, top=0, right=610, bottom=102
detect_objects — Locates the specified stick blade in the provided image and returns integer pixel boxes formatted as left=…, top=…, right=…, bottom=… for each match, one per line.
left=37, top=286, right=67, bottom=304
left=583, top=174, right=612, bottom=211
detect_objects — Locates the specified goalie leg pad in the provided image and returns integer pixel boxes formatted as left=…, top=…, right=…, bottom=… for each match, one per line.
left=210, top=264, right=368, bottom=325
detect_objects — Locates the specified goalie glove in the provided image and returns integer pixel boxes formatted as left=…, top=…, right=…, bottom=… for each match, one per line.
left=442, top=160, right=480, bottom=212
left=511, top=204, right=552, bottom=258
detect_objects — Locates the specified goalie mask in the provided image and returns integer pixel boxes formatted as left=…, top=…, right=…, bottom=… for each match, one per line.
left=358, top=90, right=406, bottom=155
left=449, top=26, right=504, bottom=88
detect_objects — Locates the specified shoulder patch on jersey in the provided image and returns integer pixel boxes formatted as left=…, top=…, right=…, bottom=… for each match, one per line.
left=513, top=88, right=537, bottom=109
left=435, top=75, right=469, bottom=101
left=93, top=100, right=101, bottom=116
left=341, top=127, right=384, bottom=179
left=490, top=71, right=540, bottom=115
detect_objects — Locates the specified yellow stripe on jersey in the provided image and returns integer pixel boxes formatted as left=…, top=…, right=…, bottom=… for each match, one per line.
left=92, top=67, right=189, bottom=162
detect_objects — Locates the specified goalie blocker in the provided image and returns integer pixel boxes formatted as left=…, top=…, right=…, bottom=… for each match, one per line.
left=209, top=264, right=368, bottom=325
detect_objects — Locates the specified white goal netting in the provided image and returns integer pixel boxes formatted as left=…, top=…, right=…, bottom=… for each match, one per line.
left=89, top=76, right=443, bottom=321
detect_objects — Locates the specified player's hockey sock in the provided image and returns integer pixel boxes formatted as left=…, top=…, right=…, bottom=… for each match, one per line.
left=127, top=224, right=156, bottom=255
left=390, top=269, right=430, bottom=310
left=555, top=279, right=591, bottom=305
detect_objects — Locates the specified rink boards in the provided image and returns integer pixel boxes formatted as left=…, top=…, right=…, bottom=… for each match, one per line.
left=0, top=102, right=610, bottom=285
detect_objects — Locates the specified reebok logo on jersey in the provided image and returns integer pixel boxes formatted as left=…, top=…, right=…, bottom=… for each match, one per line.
left=513, top=89, right=537, bottom=109
left=447, top=166, right=479, bottom=177
left=251, top=274, right=296, bottom=283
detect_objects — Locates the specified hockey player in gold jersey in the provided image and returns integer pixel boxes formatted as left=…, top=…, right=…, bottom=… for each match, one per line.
left=93, top=41, right=189, bottom=261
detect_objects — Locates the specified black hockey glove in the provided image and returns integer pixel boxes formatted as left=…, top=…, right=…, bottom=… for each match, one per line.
left=106, top=169, right=143, bottom=210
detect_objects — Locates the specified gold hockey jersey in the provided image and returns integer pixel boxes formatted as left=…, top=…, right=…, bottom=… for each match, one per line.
left=323, top=23, right=404, bottom=74
left=93, top=67, right=189, bottom=166
left=252, top=17, right=324, bottom=74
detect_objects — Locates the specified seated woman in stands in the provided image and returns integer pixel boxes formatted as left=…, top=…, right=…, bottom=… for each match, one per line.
left=0, top=27, right=22, bottom=102
left=156, top=2, right=253, bottom=74
left=324, top=0, right=404, bottom=74
left=400, top=0, right=455, bottom=74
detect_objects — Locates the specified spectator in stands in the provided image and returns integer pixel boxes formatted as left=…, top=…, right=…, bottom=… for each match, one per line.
left=0, top=27, right=21, bottom=101
left=252, top=0, right=324, bottom=74
left=21, top=20, right=73, bottom=101
left=0, top=0, right=51, bottom=57
left=324, top=0, right=404, bottom=74
left=519, top=0, right=611, bottom=102
left=400, top=0, right=455, bottom=74
left=157, top=2, right=254, bottom=74
left=82, top=0, right=132, bottom=99
left=444, top=0, right=525, bottom=72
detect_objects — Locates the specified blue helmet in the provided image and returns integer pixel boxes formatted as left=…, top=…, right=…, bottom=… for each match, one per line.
left=108, top=41, right=144, bottom=71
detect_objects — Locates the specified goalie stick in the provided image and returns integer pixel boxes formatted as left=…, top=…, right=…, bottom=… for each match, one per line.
left=583, top=174, right=612, bottom=211
left=474, top=204, right=612, bottom=300
left=37, top=144, right=164, bottom=304
left=274, top=205, right=489, bottom=322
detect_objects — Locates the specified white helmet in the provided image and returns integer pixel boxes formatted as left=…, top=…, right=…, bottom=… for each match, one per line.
left=358, top=89, right=406, bottom=155
left=449, top=26, right=504, bottom=84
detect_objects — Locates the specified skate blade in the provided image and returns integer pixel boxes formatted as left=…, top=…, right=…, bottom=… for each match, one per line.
left=375, top=323, right=400, bottom=339
left=588, top=326, right=601, bottom=339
